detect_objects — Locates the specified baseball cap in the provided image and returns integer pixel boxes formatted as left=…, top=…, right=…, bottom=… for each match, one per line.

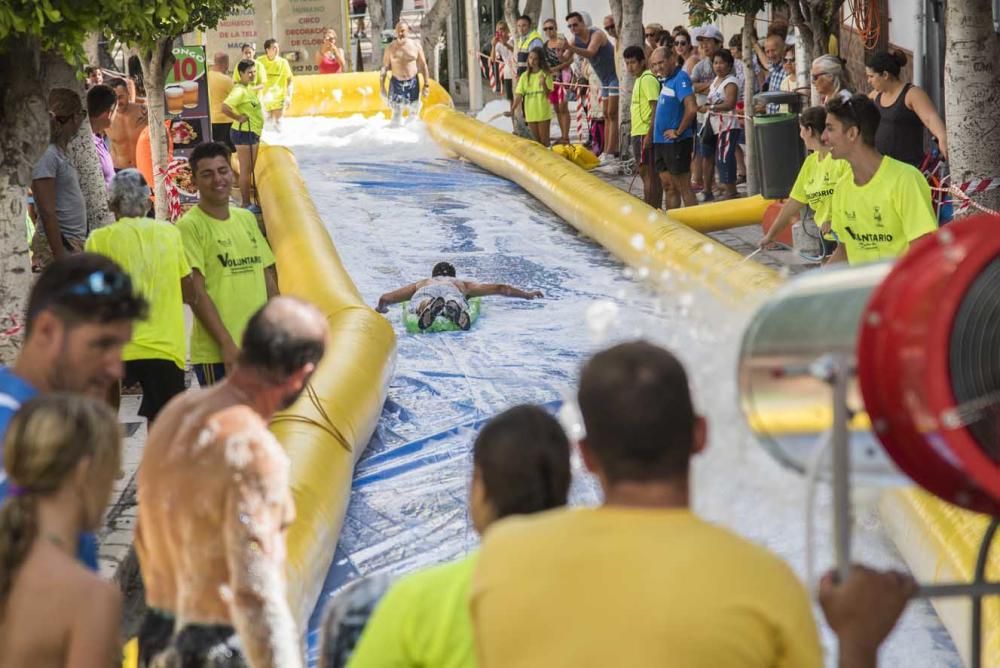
left=696, top=25, right=724, bottom=43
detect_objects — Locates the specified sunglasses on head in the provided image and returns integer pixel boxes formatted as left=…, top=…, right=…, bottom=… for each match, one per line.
left=64, top=270, right=132, bottom=298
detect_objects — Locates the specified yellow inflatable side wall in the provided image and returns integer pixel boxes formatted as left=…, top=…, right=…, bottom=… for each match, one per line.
left=881, top=490, right=1000, bottom=665
left=666, top=195, right=774, bottom=232
left=286, top=71, right=453, bottom=119
left=255, top=145, right=397, bottom=625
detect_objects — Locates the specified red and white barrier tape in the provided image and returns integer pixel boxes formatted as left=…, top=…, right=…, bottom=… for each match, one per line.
left=154, top=157, right=187, bottom=222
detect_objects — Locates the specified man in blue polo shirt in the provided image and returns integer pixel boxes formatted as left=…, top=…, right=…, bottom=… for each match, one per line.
left=0, top=253, right=147, bottom=567
left=651, top=46, right=698, bottom=208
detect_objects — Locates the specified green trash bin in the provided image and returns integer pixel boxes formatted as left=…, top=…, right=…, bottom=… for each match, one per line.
left=752, top=92, right=806, bottom=199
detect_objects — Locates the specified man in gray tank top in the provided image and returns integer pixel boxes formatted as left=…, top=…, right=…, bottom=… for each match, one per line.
left=565, top=11, right=620, bottom=162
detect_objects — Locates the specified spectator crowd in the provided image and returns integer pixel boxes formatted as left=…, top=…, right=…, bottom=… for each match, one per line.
left=0, top=18, right=953, bottom=668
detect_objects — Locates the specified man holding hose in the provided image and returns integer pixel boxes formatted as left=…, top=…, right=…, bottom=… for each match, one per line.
left=380, top=21, right=431, bottom=126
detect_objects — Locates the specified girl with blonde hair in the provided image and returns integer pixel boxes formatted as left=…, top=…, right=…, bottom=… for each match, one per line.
left=0, top=394, right=123, bottom=667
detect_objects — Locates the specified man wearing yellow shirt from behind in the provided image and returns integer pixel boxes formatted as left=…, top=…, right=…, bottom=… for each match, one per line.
left=176, top=142, right=277, bottom=386
left=85, top=169, right=192, bottom=421
left=208, top=51, right=235, bottom=150
left=624, top=45, right=662, bottom=207
left=339, top=405, right=570, bottom=668
left=824, top=94, right=937, bottom=265
left=471, top=341, right=824, bottom=668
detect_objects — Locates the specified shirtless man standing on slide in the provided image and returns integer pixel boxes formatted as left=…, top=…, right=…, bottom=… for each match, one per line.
left=134, top=297, right=328, bottom=667
left=380, top=20, right=431, bottom=125
left=106, top=77, right=147, bottom=170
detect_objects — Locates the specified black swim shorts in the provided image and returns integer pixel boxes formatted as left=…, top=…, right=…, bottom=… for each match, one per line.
left=138, top=609, right=247, bottom=668
left=389, top=76, right=420, bottom=105
left=654, top=138, right=694, bottom=176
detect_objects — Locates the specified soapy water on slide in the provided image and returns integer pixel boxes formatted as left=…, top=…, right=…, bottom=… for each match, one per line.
left=271, top=114, right=959, bottom=666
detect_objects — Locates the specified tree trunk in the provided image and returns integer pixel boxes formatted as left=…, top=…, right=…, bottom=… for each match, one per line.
left=140, top=40, right=174, bottom=222
left=368, top=0, right=386, bottom=69
left=0, top=38, right=48, bottom=364
left=504, top=0, right=518, bottom=38
left=788, top=0, right=845, bottom=104
left=66, top=121, right=114, bottom=232
left=945, top=0, right=1000, bottom=215
left=420, top=0, right=453, bottom=78
left=611, top=0, right=642, bottom=138
left=392, top=0, right=405, bottom=25
left=522, top=0, right=543, bottom=25
left=743, top=13, right=759, bottom=196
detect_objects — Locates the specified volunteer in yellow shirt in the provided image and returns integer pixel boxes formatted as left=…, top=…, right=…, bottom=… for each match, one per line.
left=176, top=142, right=277, bottom=386
left=823, top=94, right=937, bottom=265
left=625, top=45, right=662, bottom=207
left=233, top=42, right=267, bottom=91
left=222, top=59, right=265, bottom=211
left=760, top=106, right=850, bottom=254
left=85, top=169, right=191, bottom=421
left=472, top=342, right=824, bottom=668
left=511, top=48, right=553, bottom=146
left=258, top=38, right=294, bottom=130
left=208, top=51, right=235, bottom=149
left=343, top=405, right=570, bottom=668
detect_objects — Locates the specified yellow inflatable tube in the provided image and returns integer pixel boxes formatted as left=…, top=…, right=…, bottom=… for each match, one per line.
left=422, top=104, right=782, bottom=304
left=286, top=71, right=452, bottom=119
left=255, top=145, right=396, bottom=625
left=667, top=194, right=774, bottom=232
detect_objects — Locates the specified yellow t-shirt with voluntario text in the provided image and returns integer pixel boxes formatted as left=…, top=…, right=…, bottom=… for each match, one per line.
left=790, top=151, right=851, bottom=227
left=223, top=84, right=264, bottom=136
left=208, top=70, right=235, bottom=125
left=348, top=554, right=477, bottom=668
left=85, top=217, right=191, bottom=369
left=631, top=70, right=662, bottom=137
left=472, top=507, right=823, bottom=668
left=830, top=155, right=938, bottom=265
left=176, top=205, right=275, bottom=364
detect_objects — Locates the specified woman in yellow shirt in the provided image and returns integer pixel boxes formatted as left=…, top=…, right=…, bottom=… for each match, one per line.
left=325, top=405, right=572, bottom=668
left=509, top=48, right=553, bottom=146
left=760, top=106, right=849, bottom=256
left=222, top=59, right=265, bottom=211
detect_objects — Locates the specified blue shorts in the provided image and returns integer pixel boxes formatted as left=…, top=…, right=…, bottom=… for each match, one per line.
left=600, top=74, right=620, bottom=98
left=696, top=123, right=716, bottom=157
left=194, top=363, right=226, bottom=387
left=389, top=76, right=420, bottom=105
left=230, top=128, right=260, bottom=146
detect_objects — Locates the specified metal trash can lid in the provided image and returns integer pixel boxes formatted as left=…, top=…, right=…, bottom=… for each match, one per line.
left=754, top=112, right=799, bottom=126
left=753, top=91, right=802, bottom=106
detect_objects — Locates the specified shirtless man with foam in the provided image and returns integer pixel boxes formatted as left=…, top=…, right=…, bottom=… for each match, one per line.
left=379, top=20, right=431, bottom=125
left=376, top=261, right=543, bottom=331
left=106, top=77, right=147, bottom=170
left=134, top=297, right=328, bottom=667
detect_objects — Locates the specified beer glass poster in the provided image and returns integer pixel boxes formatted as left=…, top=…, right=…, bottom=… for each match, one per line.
left=165, top=45, right=210, bottom=157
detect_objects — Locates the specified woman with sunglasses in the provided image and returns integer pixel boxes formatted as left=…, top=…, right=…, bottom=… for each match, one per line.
left=777, top=45, right=799, bottom=112
left=811, top=54, right=852, bottom=104
left=542, top=20, right=572, bottom=144
left=316, top=28, right=348, bottom=74
left=673, top=28, right=698, bottom=74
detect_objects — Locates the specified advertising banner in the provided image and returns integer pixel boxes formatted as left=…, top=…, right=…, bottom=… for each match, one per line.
left=164, top=44, right=210, bottom=159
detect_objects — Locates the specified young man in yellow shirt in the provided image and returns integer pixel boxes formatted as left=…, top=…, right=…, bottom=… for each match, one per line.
left=176, top=142, right=278, bottom=386
left=824, top=94, right=938, bottom=265
left=472, top=341, right=918, bottom=668
left=624, top=45, right=662, bottom=207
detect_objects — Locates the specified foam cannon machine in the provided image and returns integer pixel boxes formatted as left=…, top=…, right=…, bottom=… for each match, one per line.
left=738, top=214, right=1000, bottom=667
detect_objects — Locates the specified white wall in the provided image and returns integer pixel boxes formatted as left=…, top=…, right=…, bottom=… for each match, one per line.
left=887, top=0, right=919, bottom=52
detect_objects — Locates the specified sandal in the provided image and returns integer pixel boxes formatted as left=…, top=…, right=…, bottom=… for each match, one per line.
left=418, top=297, right=445, bottom=330
left=444, top=300, right=471, bottom=331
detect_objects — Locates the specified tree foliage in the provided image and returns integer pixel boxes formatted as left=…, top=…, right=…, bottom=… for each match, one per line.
left=109, top=0, right=252, bottom=59
left=0, top=1, right=106, bottom=62
left=686, top=0, right=768, bottom=26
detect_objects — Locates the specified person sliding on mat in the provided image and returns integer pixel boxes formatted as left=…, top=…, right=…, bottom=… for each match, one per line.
left=375, top=262, right=543, bottom=331
left=380, top=20, right=431, bottom=126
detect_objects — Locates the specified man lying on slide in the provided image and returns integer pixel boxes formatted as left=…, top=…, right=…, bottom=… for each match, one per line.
left=376, top=261, right=543, bottom=330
